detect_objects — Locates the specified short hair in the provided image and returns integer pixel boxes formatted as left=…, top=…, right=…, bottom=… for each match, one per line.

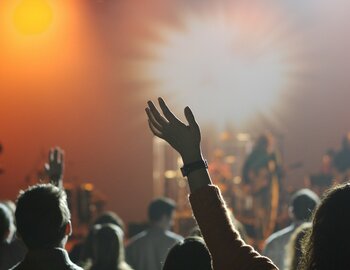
left=15, top=184, right=71, bottom=249
left=0, top=203, right=12, bottom=242
left=163, top=237, right=212, bottom=270
left=148, top=198, right=176, bottom=222
left=291, top=189, right=320, bottom=222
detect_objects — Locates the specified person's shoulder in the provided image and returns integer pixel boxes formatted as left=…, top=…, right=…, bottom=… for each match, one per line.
left=265, top=225, right=295, bottom=245
left=164, top=230, right=183, bottom=242
left=126, top=230, right=148, bottom=247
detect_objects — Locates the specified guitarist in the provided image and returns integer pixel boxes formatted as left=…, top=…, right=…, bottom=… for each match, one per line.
left=241, top=134, right=282, bottom=248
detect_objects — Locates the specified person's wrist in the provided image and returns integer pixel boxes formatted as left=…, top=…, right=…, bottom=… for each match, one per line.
left=181, top=149, right=203, bottom=165
left=181, top=159, right=208, bottom=177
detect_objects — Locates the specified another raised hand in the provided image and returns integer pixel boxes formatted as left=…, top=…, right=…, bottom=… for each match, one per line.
left=45, top=147, right=64, bottom=188
left=146, top=97, right=202, bottom=164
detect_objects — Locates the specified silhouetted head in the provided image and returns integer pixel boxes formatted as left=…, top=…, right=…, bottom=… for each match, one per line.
left=163, top=237, right=212, bottom=270
left=254, top=135, right=269, bottom=151
left=15, top=184, right=71, bottom=249
left=91, top=223, right=131, bottom=270
left=80, top=211, right=125, bottom=263
left=301, top=183, right=350, bottom=270
left=290, top=189, right=320, bottom=222
left=148, top=198, right=176, bottom=230
left=0, top=203, right=13, bottom=242
left=94, top=211, right=125, bottom=232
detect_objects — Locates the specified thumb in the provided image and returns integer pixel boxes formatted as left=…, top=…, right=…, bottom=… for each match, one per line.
left=184, top=106, right=199, bottom=130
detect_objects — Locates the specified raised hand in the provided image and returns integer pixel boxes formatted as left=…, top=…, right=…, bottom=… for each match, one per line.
left=146, top=98, right=202, bottom=164
left=45, top=147, right=64, bottom=188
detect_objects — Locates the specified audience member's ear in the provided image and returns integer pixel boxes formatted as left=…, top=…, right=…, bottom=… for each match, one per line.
left=65, top=221, right=72, bottom=236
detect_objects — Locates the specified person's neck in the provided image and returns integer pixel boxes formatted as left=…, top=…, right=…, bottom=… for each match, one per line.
left=150, top=222, right=168, bottom=231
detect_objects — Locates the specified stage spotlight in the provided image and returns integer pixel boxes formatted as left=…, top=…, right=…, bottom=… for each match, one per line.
left=134, top=5, right=301, bottom=127
left=13, top=0, right=53, bottom=35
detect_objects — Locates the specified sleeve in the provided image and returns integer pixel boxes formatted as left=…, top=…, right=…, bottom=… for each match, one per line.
left=189, top=185, right=278, bottom=270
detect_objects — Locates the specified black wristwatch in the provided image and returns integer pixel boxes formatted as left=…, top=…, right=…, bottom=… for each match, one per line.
left=181, top=159, right=208, bottom=177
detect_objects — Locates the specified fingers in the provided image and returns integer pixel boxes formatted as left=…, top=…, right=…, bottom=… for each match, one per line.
left=49, top=147, right=64, bottom=164
left=158, top=97, right=182, bottom=125
left=147, top=101, right=168, bottom=127
left=184, top=106, right=199, bottom=131
left=53, top=148, right=59, bottom=165
left=148, top=120, right=165, bottom=139
left=53, top=148, right=59, bottom=163
left=58, top=148, right=64, bottom=165
left=146, top=108, right=163, bottom=131
left=44, top=163, right=50, bottom=172
left=49, top=148, right=54, bottom=162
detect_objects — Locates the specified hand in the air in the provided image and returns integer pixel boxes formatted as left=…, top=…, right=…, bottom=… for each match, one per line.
left=146, top=98, right=202, bottom=164
left=45, top=147, right=64, bottom=188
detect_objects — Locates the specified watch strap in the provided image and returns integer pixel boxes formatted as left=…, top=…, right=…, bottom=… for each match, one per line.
left=181, top=159, right=208, bottom=177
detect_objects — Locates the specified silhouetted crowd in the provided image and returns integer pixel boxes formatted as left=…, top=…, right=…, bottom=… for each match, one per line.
left=1, top=98, right=350, bottom=270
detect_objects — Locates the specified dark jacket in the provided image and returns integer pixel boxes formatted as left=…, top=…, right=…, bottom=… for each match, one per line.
left=11, top=248, right=82, bottom=270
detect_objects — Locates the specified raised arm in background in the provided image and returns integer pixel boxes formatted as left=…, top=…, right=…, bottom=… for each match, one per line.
left=45, top=147, right=64, bottom=189
left=146, top=98, right=278, bottom=270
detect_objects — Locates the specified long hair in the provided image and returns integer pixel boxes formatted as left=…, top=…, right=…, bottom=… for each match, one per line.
left=285, top=222, right=311, bottom=270
left=163, top=237, right=212, bottom=270
left=91, top=223, right=132, bottom=270
left=301, top=183, right=350, bottom=270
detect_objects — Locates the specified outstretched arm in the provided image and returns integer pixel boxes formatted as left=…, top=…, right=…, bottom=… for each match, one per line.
left=45, top=147, right=64, bottom=189
left=146, top=98, right=277, bottom=270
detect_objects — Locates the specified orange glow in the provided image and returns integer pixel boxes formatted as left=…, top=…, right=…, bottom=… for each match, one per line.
left=0, top=1, right=93, bottom=91
left=13, top=0, right=53, bottom=35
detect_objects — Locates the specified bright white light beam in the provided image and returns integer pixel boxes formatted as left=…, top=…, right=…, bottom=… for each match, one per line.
left=134, top=4, right=301, bottom=127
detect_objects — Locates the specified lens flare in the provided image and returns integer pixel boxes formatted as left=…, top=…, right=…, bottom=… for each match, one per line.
left=13, top=0, right=53, bottom=35
left=132, top=4, right=303, bottom=127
